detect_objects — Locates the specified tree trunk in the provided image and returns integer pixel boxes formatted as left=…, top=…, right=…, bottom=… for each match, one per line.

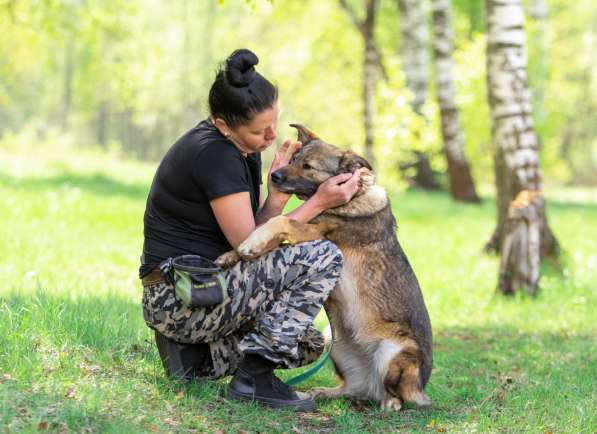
left=61, top=37, right=75, bottom=132
left=339, top=0, right=380, bottom=169
left=96, top=102, right=109, bottom=147
left=362, top=0, right=379, bottom=167
left=528, top=0, right=548, bottom=123
left=432, top=0, right=480, bottom=203
left=485, top=0, right=558, bottom=294
left=397, top=0, right=429, bottom=115
left=498, top=190, right=543, bottom=295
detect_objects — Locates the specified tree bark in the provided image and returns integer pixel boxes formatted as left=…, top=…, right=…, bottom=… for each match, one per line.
left=363, top=0, right=378, bottom=166
left=498, top=190, right=543, bottom=295
left=397, top=0, right=429, bottom=115
left=61, top=37, right=75, bottom=132
left=432, top=0, right=480, bottom=203
left=485, top=0, right=558, bottom=293
left=339, top=0, right=382, bottom=168
left=528, top=0, right=548, bottom=123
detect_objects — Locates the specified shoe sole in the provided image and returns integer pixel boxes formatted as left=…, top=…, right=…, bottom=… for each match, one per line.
left=228, top=388, right=315, bottom=412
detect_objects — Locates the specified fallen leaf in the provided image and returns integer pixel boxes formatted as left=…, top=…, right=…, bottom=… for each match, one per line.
left=175, top=388, right=185, bottom=400
left=437, top=428, right=447, bottom=433
left=37, top=421, right=48, bottom=430
left=65, top=388, right=76, bottom=399
left=1, top=374, right=12, bottom=383
left=164, top=418, right=179, bottom=426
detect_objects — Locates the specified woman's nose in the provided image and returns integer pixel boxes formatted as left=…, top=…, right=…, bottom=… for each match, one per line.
left=265, top=128, right=277, bottom=141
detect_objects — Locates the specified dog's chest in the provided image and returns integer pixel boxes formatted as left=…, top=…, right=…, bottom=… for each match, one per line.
left=328, top=259, right=366, bottom=332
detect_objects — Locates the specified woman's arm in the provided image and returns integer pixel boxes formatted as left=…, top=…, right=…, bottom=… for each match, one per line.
left=211, top=170, right=360, bottom=248
left=254, top=186, right=286, bottom=225
left=210, top=192, right=256, bottom=249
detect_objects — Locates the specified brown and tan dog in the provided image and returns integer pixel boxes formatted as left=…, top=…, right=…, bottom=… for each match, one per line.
left=217, top=124, right=432, bottom=411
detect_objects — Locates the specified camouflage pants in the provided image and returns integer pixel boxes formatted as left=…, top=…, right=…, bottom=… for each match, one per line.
left=142, top=240, right=342, bottom=379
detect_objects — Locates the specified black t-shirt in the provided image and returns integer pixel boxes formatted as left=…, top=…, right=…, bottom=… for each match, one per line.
left=139, top=120, right=262, bottom=277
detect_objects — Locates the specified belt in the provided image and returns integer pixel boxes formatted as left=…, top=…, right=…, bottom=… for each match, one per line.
left=141, top=268, right=166, bottom=286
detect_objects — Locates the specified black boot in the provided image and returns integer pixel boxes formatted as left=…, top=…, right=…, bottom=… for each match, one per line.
left=228, top=354, right=315, bottom=411
left=154, top=331, right=212, bottom=381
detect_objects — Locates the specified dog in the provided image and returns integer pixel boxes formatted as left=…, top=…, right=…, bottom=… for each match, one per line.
left=217, top=124, right=432, bottom=411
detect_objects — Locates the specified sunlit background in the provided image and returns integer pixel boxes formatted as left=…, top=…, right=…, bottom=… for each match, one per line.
left=1, top=0, right=595, bottom=188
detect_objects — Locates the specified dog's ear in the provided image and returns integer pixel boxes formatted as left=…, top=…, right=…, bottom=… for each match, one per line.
left=289, top=124, right=320, bottom=145
left=339, top=151, right=372, bottom=173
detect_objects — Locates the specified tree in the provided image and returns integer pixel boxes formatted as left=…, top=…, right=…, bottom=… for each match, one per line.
left=484, top=0, right=558, bottom=294
left=396, top=0, right=429, bottom=115
left=339, top=0, right=386, bottom=168
left=395, top=0, right=441, bottom=190
left=432, top=0, right=480, bottom=202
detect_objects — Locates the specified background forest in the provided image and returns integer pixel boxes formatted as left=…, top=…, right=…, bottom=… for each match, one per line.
left=1, top=0, right=595, bottom=186
left=1, top=1, right=596, bottom=433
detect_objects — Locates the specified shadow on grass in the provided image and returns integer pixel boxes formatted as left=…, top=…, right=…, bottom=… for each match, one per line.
left=0, top=171, right=149, bottom=200
left=2, top=289, right=596, bottom=431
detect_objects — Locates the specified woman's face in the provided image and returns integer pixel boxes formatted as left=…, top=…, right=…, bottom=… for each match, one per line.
left=227, top=104, right=279, bottom=154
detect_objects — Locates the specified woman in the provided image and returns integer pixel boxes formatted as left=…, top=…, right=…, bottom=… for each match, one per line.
left=140, top=49, right=360, bottom=411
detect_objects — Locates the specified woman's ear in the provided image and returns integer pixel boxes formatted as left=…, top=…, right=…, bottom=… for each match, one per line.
left=339, top=151, right=372, bottom=173
left=213, top=118, right=231, bottom=136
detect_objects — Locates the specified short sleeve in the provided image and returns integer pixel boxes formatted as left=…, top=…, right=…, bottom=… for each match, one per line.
left=192, top=141, right=250, bottom=200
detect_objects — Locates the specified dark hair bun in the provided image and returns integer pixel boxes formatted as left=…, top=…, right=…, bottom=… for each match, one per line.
left=225, top=49, right=259, bottom=87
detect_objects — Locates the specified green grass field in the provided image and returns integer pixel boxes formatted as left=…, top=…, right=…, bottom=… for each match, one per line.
left=1, top=148, right=596, bottom=433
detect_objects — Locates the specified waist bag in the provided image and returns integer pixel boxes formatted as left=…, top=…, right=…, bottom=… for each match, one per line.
left=159, top=255, right=227, bottom=308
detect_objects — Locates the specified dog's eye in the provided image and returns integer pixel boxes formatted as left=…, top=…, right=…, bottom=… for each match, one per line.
left=303, top=163, right=313, bottom=170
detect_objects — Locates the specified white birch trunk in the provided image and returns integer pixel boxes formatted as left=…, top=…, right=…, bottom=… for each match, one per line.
left=432, top=0, right=480, bottom=202
left=528, top=0, right=548, bottom=122
left=485, top=0, right=558, bottom=294
left=397, top=0, right=429, bottom=115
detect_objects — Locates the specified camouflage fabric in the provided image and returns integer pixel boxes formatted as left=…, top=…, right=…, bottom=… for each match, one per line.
left=142, top=240, right=342, bottom=379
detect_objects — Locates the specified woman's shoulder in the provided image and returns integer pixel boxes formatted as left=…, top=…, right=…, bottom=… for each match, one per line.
left=176, top=120, right=239, bottom=159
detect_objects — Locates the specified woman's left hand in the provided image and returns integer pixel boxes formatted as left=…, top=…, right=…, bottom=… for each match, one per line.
left=267, top=139, right=301, bottom=207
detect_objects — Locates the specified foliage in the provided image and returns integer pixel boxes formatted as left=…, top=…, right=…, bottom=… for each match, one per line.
left=1, top=148, right=596, bottom=432
left=1, top=0, right=595, bottom=185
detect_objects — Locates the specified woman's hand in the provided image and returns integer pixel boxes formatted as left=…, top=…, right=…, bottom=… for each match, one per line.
left=309, top=170, right=362, bottom=211
left=266, top=139, right=302, bottom=207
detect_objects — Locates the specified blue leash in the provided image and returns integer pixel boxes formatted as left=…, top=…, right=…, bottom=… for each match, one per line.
left=285, top=336, right=332, bottom=386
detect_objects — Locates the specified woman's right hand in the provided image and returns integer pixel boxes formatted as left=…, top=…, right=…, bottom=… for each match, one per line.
left=310, top=171, right=362, bottom=211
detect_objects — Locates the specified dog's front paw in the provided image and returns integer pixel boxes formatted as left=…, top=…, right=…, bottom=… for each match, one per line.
left=237, top=239, right=261, bottom=261
left=215, top=250, right=241, bottom=269
left=381, top=396, right=402, bottom=412
left=309, top=386, right=345, bottom=399
left=237, top=229, right=275, bottom=260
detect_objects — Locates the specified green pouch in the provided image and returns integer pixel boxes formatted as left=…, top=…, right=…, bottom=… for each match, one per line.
left=170, top=255, right=228, bottom=308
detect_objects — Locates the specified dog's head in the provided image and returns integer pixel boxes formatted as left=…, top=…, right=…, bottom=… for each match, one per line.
left=271, top=124, right=374, bottom=200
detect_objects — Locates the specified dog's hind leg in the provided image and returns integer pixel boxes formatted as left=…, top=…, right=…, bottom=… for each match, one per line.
left=382, top=341, right=431, bottom=408
left=369, top=323, right=431, bottom=409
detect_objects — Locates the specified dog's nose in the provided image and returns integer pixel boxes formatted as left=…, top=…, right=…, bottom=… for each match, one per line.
left=270, top=170, right=285, bottom=185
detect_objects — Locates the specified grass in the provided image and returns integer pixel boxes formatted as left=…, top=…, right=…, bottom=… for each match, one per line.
left=1, top=148, right=596, bottom=433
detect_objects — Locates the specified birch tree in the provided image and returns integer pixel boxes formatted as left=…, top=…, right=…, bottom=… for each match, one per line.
left=485, top=0, right=558, bottom=294
left=432, top=0, right=480, bottom=202
left=528, top=0, right=548, bottom=122
left=396, top=0, right=429, bottom=115
left=339, top=0, right=385, bottom=168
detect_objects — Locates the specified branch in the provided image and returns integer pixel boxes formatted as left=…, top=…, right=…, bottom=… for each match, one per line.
left=338, top=0, right=364, bottom=34
left=338, top=0, right=387, bottom=81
